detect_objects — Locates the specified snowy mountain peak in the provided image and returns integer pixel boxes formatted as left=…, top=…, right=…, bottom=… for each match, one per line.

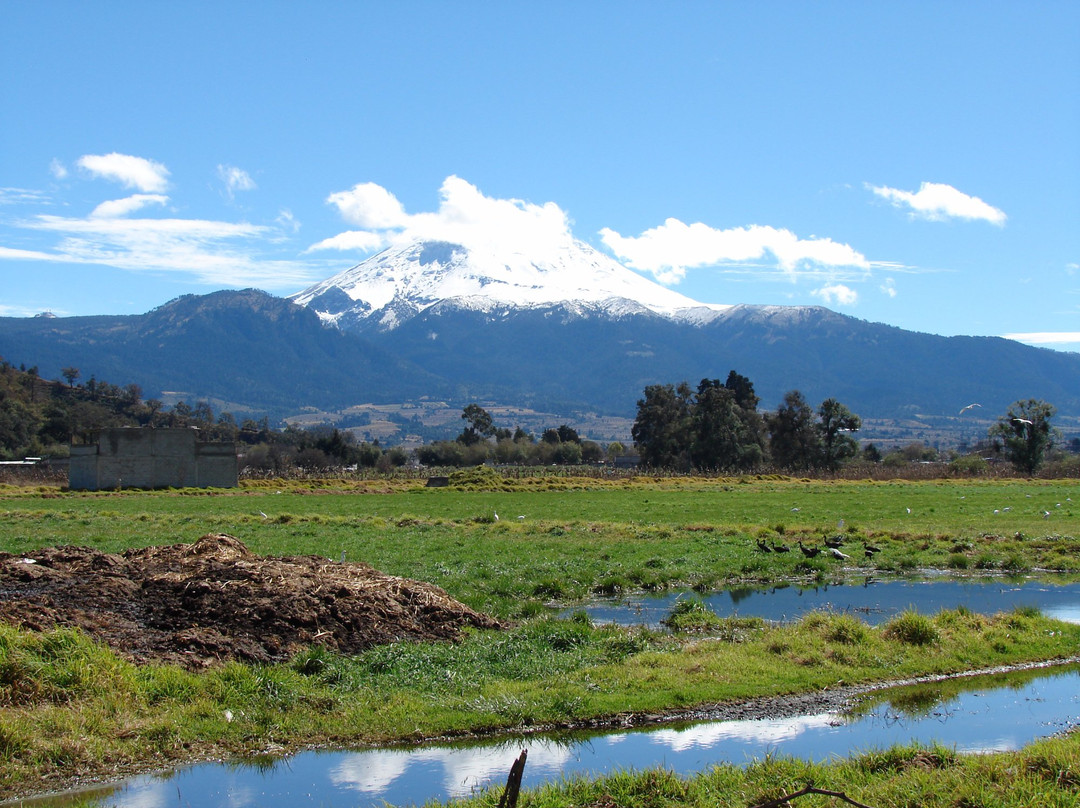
left=290, top=238, right=730, bottom=331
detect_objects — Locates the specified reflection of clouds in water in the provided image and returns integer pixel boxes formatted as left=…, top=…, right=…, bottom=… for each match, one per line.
left=329, top=739, right=575, bottom=798
left=957, top=738, right=1018, bottom=754
left=115, top=780, right=170, bottom=808
left=1044, top=606, right=1080, bottom=624
left=225, top=783, right=258, bottom=807
left=647, top=714, right=838, bottom=752
left=329, top=749, right=410, bottom=793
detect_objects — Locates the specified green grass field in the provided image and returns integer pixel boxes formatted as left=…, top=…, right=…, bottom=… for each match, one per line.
left=2, top=476, right=1077, bottom=617
left=1, top=474, right=1079, bottom=802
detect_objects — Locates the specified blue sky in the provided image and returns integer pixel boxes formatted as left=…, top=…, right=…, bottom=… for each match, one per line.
left=2, top=2, right=1078, bottom=350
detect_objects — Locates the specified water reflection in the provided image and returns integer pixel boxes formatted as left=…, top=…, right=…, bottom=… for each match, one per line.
left=579, top=578, right=1080, bottom=629
left=12, top=666, right=1079, bottom=808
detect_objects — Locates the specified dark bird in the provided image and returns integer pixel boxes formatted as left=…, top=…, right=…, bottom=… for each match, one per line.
left=824, top=535, right=844, bottom=549
left=756, top=538, right=772, bottom=553
left=771, top=542, right=791, bottom=553
left=864, top=542, right=881, bottom=555
left=797, top=540, right=821, bottom=558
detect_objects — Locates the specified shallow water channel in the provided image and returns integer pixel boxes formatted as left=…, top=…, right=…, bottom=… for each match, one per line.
left=15, top=664, right=1080, bottom=808
left=577, top=577, right=1080, bottom=629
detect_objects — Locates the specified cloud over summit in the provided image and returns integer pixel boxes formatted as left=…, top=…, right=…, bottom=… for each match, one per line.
left=311, top=176, right=576, bottom=264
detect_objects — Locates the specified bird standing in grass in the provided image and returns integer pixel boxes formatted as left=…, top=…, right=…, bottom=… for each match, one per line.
left=797, top=541, right=821, bottom=558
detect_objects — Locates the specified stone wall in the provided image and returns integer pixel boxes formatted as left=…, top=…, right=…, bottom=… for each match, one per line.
left=69, top=428, right=238, bottom=490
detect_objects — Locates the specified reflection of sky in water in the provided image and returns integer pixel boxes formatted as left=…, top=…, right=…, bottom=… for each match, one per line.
left=578, top=579, right=1080, bottom=629
left=21, top=667, right=1078, bottom=808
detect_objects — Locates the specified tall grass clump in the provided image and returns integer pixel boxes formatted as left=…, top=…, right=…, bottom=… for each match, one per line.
left=882, top=611, right=939, bottom=646
left=0, top=626, right=136, bottom=706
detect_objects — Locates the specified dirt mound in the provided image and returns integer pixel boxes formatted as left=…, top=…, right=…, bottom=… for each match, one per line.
left=0, top=534, right=502, bottom=668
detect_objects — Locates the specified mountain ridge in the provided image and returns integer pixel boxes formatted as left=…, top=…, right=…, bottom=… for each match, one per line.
left=1, top=288, right=1078, bottom=431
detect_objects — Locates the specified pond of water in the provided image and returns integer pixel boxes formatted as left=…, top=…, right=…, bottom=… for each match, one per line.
left=577, top=577, right=1080, bottom=629
left=14, top=664, right=1079, bottom=808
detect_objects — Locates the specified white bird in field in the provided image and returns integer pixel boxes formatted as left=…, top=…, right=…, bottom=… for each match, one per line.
left=517, top=515, right=525, bottom=520
left=791, top=507, right=800, bottom=512
left=906, top=507, right=911, bottom=514
left=1043, top=510, right=1051, bottom=519
left=959, top=403, right=981, bottom=415
left=828, top=547, right=850, bottom=560
left=259, top=511, right=268, bottom=519
left=493, top=512, right=499, bottom=521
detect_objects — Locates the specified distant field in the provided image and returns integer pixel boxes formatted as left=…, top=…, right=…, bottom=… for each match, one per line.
left=2, top=477, right=1077, bottom=617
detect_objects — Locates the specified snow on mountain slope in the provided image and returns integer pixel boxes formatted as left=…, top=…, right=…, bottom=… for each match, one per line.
left=290, top=239, right=730, bottom=330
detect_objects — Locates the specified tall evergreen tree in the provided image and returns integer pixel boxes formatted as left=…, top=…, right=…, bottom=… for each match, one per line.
left=768, top=390, right=821, bottom=471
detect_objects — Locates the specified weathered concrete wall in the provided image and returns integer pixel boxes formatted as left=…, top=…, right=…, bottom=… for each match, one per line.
left=69, top=428, right=238, bottom=490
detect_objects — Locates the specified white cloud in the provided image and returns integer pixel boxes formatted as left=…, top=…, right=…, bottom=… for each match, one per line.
left=880, top=278, right=897, bottom=298
left=49, top=158, right=68, bottom=180
left=599, top=219, right=868, bottom=284
left=0, top=187, right=51, bottom=205
left=0, top=246, right=65, bottom=262
left=276, top=209, right=301, bottom=234
left=870, top=181, right=1006, bottom=226
left=307, top=230, right=387, bottom=253
left=812, top=283, right=858, bottom=305
left=1002, top=332, right=1080, bottom=346
left=327, top=182, right=409, bottom=230
left=218, top=164, right=256, bottom=198
left=90, top=194, right=169, bottom=218
left=6, top=213, right=322, bottom=289
left=314, top=176, right=576, bottom=264
left=77, top=153, right=170, bottom=193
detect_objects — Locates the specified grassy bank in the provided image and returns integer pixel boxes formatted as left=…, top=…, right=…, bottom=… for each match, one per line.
left=1, top=606, right=1078, bottom=798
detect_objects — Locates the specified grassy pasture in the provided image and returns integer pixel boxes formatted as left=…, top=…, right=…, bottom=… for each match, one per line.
left=1, top=476, right=1077, bottom=618
left=1, top=475, right=1079, bottom=801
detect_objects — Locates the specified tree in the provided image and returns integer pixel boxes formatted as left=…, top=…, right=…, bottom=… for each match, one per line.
left=458, top=404, right=495, bottom=446
left=632, top=382, right=693, bottom=469
left=689, top=379, right=745, bottom=470
left=817, top=398, right=861, bottom=471
left=768, top=390, right=821, bottom=471
left=989, top=399, right=1055, bottom=474
left=61, top=366, right=80, bottom=388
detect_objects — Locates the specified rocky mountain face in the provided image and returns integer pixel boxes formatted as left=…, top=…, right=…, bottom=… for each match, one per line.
left=2, top=240, right=1079, bottom=424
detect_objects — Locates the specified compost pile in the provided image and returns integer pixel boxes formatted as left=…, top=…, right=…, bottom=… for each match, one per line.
left=0, top=533, right=501, bottom=668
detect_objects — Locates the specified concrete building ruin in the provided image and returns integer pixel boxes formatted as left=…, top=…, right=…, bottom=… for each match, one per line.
left=69, top=428, right=238, bottom=490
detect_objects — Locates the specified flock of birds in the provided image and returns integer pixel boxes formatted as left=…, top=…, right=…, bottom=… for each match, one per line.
left=755, top=535, right=879, bottom=561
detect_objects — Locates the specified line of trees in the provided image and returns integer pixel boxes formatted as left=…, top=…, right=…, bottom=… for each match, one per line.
left=415, top=404, right=611, bottom=467
left=632, top=372, right=861, bottom=472
left=0, top=355, right=1068, bottom=476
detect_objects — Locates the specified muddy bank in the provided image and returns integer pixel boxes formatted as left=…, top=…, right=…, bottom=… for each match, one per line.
left=0, top=533, right=501, bottom=668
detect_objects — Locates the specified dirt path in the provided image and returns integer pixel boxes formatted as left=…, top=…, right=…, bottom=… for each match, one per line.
left=0, top=533, right=501, bottom=668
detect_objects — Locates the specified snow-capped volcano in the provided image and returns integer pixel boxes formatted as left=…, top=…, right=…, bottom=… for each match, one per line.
left=290, top=239, right=729, bottom=331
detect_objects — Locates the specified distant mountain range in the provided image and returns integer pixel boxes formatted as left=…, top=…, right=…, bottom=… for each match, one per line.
left=2, top=238, right=1079, bottom=428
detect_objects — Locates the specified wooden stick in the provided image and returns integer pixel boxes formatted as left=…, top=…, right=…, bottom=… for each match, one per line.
left=497, top=749, right=528, bottom=808
left=753, top=784, right=877, bottom=808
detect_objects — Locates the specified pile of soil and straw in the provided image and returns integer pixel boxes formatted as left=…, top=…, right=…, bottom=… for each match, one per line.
left=0, top=533, right=501, bottom=668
